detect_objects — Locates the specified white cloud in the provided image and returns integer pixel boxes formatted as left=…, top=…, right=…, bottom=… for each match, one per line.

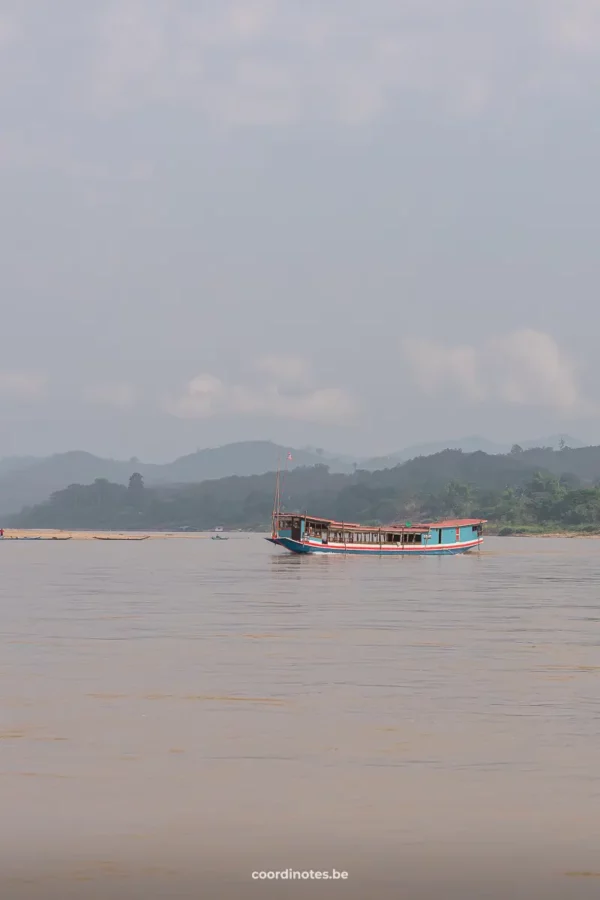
left=0, top=1, right=599, bottom=133
left=166, top=356, right=357, bottom=423
left=0, top=372, right=47, bottom=399
left=83, top=382, right=137, bottom=410
left=82, top=0, right=497, bottom=123
left=489, top=329, right=583, bottom=410
left=545, top=0, right=600, bottom=53
left=52, top=0, right=600, bottom=125
left=402, top=329, right=593, bottom=415
left=168, top=374, right=225, bottom=418
left=402, top=338, right=484, bottom=403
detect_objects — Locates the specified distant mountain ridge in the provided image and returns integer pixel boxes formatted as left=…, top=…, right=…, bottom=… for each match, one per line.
left=0, top=442, right=354, bottom=516
left=0, top=434, right=589, bottom=517
left=361, top=434, right=584, bottom=469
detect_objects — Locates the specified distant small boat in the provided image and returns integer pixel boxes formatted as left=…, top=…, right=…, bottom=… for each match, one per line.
left=1, top=535, right=71, bottom=541
left=94, top=536, right=150, bottom=541
left=211, top=534, right=228, bottom=541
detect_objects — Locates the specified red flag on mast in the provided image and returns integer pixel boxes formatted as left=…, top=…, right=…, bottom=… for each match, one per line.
left=287, top=452, right=293, bottom=461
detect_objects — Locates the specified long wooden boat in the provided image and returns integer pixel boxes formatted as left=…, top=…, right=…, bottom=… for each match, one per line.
left=93, top=536, right=150, bottom=541
left=267, top=513, right=485, bottom=556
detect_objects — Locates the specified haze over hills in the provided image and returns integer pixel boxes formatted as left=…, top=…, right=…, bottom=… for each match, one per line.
left=0, top=434, right=588, bottom=517
left=0, top=456, right=41, bottom=478
left=0, top=442, right=353, bottom=516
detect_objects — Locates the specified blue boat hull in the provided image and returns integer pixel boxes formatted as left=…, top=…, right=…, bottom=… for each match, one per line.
left=267, top=537, right=481, bottom=556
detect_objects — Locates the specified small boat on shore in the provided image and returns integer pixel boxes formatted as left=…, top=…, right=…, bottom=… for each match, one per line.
left=0, top=536, right=72, bottom=541
left=211, top=534, right=228, bottom=541
left=268, top=513, right=485, bottom=556
left=93, top=536, right=150, bottom=541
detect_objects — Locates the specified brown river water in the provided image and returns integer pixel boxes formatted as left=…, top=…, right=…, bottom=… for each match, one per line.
left=1, top=535, right=600, bottom=899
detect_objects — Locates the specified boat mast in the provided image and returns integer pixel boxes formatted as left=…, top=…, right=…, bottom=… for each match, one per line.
left=271, top=451, right=292, bottom=537
left=272, top=455, right=281, bottom=537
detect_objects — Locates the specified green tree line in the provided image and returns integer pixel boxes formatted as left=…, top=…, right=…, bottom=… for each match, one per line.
left=8, top=449, right=600, bottom=532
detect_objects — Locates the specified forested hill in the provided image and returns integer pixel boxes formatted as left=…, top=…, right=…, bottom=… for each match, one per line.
left=9, top=446, right=600, bottom=531
left=507, top=444, right=600, bottom=482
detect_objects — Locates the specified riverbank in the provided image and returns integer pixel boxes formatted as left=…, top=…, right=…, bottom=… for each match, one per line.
left=0, top=529, right=242, bottom=541
left=486, top=527, right=600, bottom=538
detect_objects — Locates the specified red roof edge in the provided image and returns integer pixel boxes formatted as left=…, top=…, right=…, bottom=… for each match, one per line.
left=422, top=519, right=487, bottom=527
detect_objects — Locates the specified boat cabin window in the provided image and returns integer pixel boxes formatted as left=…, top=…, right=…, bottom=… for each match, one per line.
left=305, top=520, right=327, bottom=537
left=354, top=532, right=381, bottom=543
left=403, top=533, right=422, bottom=544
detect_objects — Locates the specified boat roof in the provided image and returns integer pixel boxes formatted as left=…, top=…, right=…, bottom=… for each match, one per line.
left=276, top=513, right=427, bottom=533
left=276, top=514, right=486, bottom=533
left=425, top=518, right=488, bottom=527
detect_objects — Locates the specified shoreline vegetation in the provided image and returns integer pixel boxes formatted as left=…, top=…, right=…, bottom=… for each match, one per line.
left=0, top=529, right=236, bottom=540
left=487, top=527, right=600, bottom=538
left=7, top=447, right=600, bottom=535
left=1, top=527, right=600, bottom=541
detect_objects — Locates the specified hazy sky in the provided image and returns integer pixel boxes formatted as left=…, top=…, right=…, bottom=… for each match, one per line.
left=1, top=0, right=600, bottom=460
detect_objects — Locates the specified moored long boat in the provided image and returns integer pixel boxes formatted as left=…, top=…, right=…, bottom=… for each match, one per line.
left=267, top=514, right=485, bottom=556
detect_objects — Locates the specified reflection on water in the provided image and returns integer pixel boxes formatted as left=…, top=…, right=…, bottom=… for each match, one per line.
left=1, top=536, right=600, bottom=898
